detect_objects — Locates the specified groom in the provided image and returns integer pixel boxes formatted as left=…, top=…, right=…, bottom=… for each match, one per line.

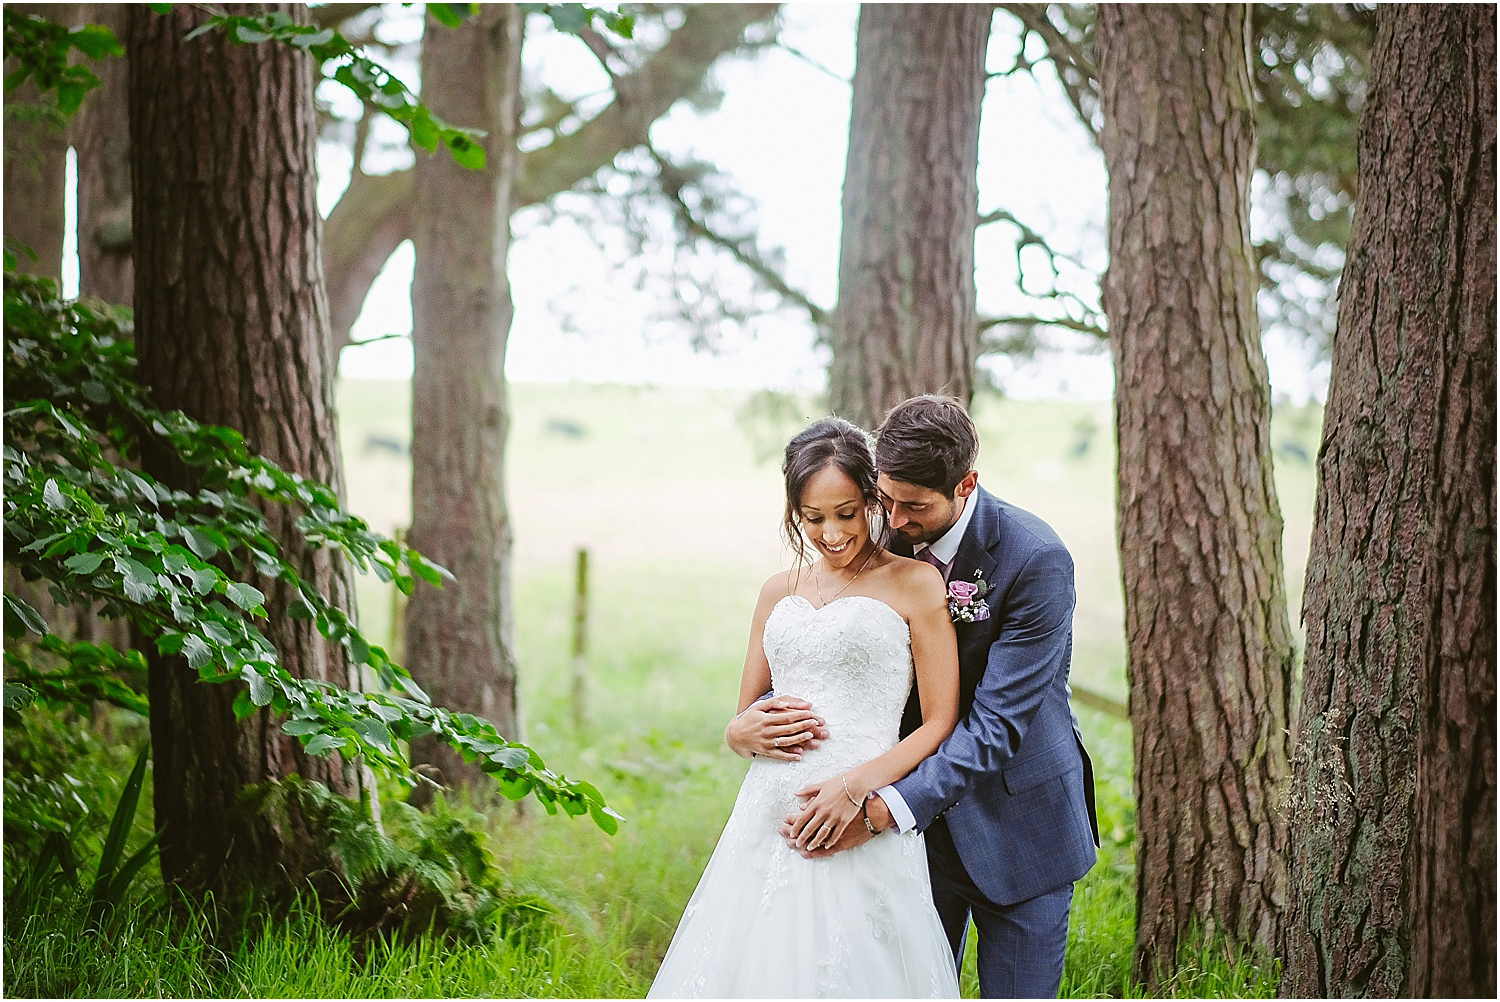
left=730, top=395, right=1099, bottom=998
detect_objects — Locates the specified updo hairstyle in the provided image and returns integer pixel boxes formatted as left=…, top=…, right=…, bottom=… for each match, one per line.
left=780, top=417, right=884, bottom=567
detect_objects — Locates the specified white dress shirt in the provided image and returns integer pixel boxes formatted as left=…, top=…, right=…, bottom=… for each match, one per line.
left=875, top=487, right=980, bottom=833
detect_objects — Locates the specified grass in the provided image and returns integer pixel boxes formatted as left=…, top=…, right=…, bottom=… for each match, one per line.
left=4, top=381, right=1315, bottom=998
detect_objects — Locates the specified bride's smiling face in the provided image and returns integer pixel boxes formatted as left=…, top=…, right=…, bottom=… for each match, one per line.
left=797, top=463, right=874, bottom=569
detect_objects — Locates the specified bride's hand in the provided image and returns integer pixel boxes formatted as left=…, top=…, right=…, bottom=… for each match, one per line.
left=786, top=775, right=863, bottom=851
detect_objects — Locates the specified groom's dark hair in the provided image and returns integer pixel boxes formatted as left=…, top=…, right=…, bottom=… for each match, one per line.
left=875, top=395, right=978, bottom=497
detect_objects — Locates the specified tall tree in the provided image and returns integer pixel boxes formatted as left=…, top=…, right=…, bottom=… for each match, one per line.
left=129, top=3, right=358, bottom=895
left=1281, top=5, right=1496, bottom=997
left=404, top=4, right=525, bottom=791
left=2, top=3, right=73, bottom=282
left=1096, top=4, right=1295, bottom=985
left=74, top=2, right=133, bottom=305
left=825, top=3, right=992, bottom=430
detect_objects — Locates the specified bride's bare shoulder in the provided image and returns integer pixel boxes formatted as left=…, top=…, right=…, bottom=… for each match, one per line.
left=758, top=566, right=808, bottom=604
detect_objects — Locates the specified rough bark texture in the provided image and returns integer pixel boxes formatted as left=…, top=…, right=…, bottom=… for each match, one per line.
left=827, top=3, right=989, bottom=432
left=129, top=3, right=358, bottom=896
left=1096, top=4, right=1295, bottom=984
left=323, top=3, right=778, bottom=353
left=405, top=5, right=525, bottom=792
left=1281, top=5, right=1496, bottom=997
left=74, top=2, right=134, bottom=305
left=3, top=3, right=74, bottom=281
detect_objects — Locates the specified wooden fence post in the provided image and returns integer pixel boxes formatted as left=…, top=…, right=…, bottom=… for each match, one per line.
left=572, top=547, right=589, bottom=731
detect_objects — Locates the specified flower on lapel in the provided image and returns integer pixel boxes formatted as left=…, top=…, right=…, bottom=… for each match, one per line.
left=948, top=570, right=991, bottom=623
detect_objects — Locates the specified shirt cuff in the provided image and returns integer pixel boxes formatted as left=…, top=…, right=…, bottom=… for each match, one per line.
left=875, top=785, right=916, bottom=834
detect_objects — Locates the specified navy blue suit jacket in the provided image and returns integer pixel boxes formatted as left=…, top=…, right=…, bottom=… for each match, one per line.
left=892, top=486, right=1098, bottom=906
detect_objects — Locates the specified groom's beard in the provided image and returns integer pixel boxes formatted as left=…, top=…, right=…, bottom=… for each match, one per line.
left=890, top=502, right=964, bottom=547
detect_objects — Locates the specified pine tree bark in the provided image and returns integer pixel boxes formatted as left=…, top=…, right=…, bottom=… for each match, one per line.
left=2, top=2, right=74, bottom=281
left=1281, top=5, right=1496, bottom=997
left=826, top=3, right=990, bottom=431
left=74, top=2, right=133, bottom=306
left=405, top=5, right=525, bottom=792
left=129, top=3, right=358, bottom=896
left=1096, top=4, right=1295, bottom=985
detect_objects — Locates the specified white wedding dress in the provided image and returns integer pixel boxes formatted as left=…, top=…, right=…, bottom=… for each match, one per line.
left=648, top=595, right=960, bottom=999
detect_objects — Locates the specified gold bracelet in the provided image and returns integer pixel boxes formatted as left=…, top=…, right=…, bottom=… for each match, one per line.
left=841, top=773, right=861, bottom=807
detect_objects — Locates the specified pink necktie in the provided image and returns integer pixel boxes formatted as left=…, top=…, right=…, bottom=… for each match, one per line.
left=919, top=547, right=948, bottom=580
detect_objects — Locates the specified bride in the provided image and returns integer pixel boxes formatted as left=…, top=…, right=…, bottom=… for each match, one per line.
left=648, top=418, right=962, bottom=999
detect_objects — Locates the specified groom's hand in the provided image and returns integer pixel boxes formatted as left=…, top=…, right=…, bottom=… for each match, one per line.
left=779, top=794, right=895, bottom=859
left=725, top=697, right=828, bottom=760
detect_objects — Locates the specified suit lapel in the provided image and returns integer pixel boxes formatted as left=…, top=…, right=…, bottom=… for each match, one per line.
left=949, top=487, right=1000, bottom=596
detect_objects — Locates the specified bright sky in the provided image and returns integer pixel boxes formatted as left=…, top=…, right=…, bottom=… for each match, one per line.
left=62, top=3, right=1329, bottom=404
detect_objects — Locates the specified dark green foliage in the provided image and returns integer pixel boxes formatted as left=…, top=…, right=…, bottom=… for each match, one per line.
left=2, top=9, right=122, bottom=115
left=2, top=708, right=156, bottom=925
left=247, top=776, right=561, bottom=944
left=2, top=271, right=619, bottom=830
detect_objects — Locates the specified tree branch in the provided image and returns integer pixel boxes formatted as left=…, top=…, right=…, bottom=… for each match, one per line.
left=979, top=313, right=1108, bottom=340
left=648, top=144, right=830, bottom=330
left=322, top=4, right=782, bottom=351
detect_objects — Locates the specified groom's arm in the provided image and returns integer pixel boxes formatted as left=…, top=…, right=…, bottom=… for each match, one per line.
left=887, top=544, right=1075, bottom=832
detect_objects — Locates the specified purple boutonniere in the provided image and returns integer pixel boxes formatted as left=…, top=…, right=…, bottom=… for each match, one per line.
left=947, top=570, right=991, bottom=623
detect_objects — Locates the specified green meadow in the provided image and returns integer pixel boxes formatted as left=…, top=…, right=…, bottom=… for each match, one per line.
left=337, top=379, right=1318, bottom=997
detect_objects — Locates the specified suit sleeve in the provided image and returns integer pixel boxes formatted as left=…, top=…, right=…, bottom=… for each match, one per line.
left=891, top=542, right=1075, bottom=832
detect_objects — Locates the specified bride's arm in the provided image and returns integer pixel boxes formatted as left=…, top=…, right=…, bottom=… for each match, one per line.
left=786, top=565, right=959, bottom=849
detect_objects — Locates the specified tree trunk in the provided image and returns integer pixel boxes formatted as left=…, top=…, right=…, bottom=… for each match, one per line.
left=1281, top=6, right=1496, bottom=997
left=827, top=3, right=989, bottom=431
left=405, top=5, right=525, bottom=793
left=3, top=2, right=74, bottom=281
left=74, top=2, right=133, bottom=306
left=1096, top=4, right=1295, bottom=985
left=128, top=3, right=358, bottom=897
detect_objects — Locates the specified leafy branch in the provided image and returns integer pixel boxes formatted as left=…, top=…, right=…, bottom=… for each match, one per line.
left=2, top=272, right=620, bottom=834
left=1, top=10, right=123, bottom=115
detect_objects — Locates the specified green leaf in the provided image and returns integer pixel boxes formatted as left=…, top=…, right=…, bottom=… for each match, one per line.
left=114, top=555, right=159, bottom=602
left=589, top=801, right=621, bottom=835
left=304, top=732, right=344, bottom=756
left=69, top=24, right=125, bottom=60
left=224, top=580, right=265, bottom=612
left=42, top=478, right=68, bottom=510
left=55, top=80, right=89, bottom=116
left=4, top=594, right=50, bottom=637
left=63, top=551, right=106, bottom=575
left=281, top=718, right=322, bottom=736
left=3, top=681, right=38, bottom=710
left=428, top=3, right=473, bottom=27
left=232, top=24, right=274, bottom=44
left=182, top=525, right=219, bottom=559
left=410, top=109, right=440, bottom=153
left=146, top=3, right=172, bottom=13
left=346, top=631, right=371, bottom=666
left=185, top=565, right=218, bottom=595
left=231, top=688, right=255, bottom=720
left=241, top=664, right=273, bottom=706
left=351, top=718, right=392, bottom=748
left=445, top=134, right=486, bottom=170
left=181, top=634, right=213, bottom=671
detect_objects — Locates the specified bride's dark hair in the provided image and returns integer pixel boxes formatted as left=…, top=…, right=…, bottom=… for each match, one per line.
left=781, top=417, right=885, bottom=568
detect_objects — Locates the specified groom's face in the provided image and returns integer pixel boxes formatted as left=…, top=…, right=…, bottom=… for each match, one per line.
left=876, top=471, right=978, bottom=547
